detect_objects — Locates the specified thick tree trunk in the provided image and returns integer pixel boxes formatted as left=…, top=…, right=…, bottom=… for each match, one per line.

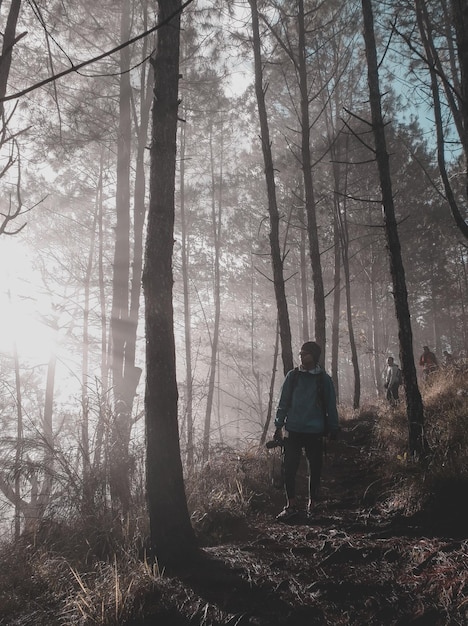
left=248, top=0, right=293, bottom=376
left=362, top=0, right=425, bottom=456
left=143, top=0, right=196, bottom=566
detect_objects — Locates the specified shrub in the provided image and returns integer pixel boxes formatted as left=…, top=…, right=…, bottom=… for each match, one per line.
left=371, top=368, right=468, bottom=525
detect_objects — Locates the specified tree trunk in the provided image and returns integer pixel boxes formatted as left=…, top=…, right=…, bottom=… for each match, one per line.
left=13, top=335, right=22, bottom=538
left=299, top=197, right=310, bottom=343
left=143, top=0, right=196, bottom=566
left=413, top=0, right=468, bottom=240
left=249, top=264, right=265, bottom=442
left=0, top=0, right=21, bottom=115
left=35, top=348, right=57, bottom=522
left=327, top=117, right=342, bottom=398
left=81, top=198, right=98, bottom=511
left=109, top=0, right=134, bottom=514
left=457, top=246, right=468, bottom=350
left=370, top=259, right=383, bottom=396
left=328, top=103, right=359, bottom=405
left=340, top=208, right=361, bottom=410
left=430, top=262, right=442, bottom=355
left=93, top=149, right=109, bottom=471
left=248, top=0, right=293, bottom=376
left=451, top=0, right=468, bottom=198
left=202, top=122, right=223, bottom=461
left=297, top=0, right=326, bottom=359
left=261, top=322, right=280, bottom=446
left=179, top=111, right=194, bottom=470
left=128, top=1, right=153, bottom=377
left=362, top=0, right=425, bottom=456
left=336, top=140, right=360, bottom=409
left=320, top=51, right=342, bottom=394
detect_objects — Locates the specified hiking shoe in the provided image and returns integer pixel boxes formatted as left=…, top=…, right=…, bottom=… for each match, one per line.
left=276, top=506, right=299, bottom=522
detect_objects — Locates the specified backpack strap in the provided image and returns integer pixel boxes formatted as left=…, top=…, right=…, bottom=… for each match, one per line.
left=290, top=367, right=300, bottom=392
left=287, top=367, right=300, bottom=409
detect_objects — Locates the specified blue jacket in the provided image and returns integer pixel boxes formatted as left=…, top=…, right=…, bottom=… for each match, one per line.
left=274, top=366, right=339, bottom=435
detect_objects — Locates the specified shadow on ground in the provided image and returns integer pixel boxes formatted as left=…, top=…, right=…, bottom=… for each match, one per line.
left=131, top=414, right=468, bottom=626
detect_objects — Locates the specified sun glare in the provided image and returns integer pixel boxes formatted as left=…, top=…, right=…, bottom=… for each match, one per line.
left=0, top=238, right=56, bottom=363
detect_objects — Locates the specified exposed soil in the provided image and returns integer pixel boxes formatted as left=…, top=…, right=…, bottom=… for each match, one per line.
left=133, top=415, right=468, bottom=626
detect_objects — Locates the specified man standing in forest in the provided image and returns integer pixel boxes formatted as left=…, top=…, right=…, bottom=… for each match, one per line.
left=384, top=356, right=401, bottom=406
left=273, top=341, right=339, bottom=522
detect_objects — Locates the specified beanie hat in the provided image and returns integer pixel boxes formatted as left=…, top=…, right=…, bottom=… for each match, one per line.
left=300, top=341, right=321, bottom=360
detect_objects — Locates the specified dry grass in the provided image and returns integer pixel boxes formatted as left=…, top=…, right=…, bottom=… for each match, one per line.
left=371, top=367, right=468, bottom=522
left=186, top=442, right=280, bottom=544
left=1, top=373, right=467, bottom=625
left=0, top=509, right=162, bottom=626
left=0, top=445, right=278, bottom=625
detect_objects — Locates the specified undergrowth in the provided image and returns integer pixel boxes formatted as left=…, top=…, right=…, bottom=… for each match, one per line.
left=0, top=370, right=467, bottom=624
left=372, top=367, right=468, bottom=525
left=0, top=510, right=161, bottom=626
left=186, top=442, right=279, bottom=544
left=0, top=443, right=279, bottom=625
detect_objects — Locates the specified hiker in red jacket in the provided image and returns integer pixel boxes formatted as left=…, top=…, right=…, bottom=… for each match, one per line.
left=419, top=346, right=438, bottom=382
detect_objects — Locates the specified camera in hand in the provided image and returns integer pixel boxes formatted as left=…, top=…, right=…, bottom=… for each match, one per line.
left=265, top=439, right=283, bottom=449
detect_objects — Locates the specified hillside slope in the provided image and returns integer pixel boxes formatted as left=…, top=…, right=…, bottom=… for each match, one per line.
left=134, top=413, right=468, bottom=626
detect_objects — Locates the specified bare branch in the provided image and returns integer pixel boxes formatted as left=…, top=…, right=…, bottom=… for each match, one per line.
left=0, top=0, right=196, bottom=103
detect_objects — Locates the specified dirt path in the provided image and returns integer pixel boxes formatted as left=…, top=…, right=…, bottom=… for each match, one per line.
left=135, top=415, right=468, bottom=626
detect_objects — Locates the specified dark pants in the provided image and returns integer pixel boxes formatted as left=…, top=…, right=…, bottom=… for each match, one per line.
left=283, top=431, right=323, bottom=501
left=386, top=383, right=399, bottom=404
left=422, top=366, right=438, bottom=382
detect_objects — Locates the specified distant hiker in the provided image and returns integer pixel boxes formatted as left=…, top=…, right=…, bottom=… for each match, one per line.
left=419, top=345, right=438, bottom=382
left=384, top=356, right=401, bottom=406
left=443, top=350, right=454, bottom=368
left=273, top=341, right=339, bottom=522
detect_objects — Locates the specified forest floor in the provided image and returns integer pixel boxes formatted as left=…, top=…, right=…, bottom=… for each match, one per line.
left=133, top=413, right=468, bottom=626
